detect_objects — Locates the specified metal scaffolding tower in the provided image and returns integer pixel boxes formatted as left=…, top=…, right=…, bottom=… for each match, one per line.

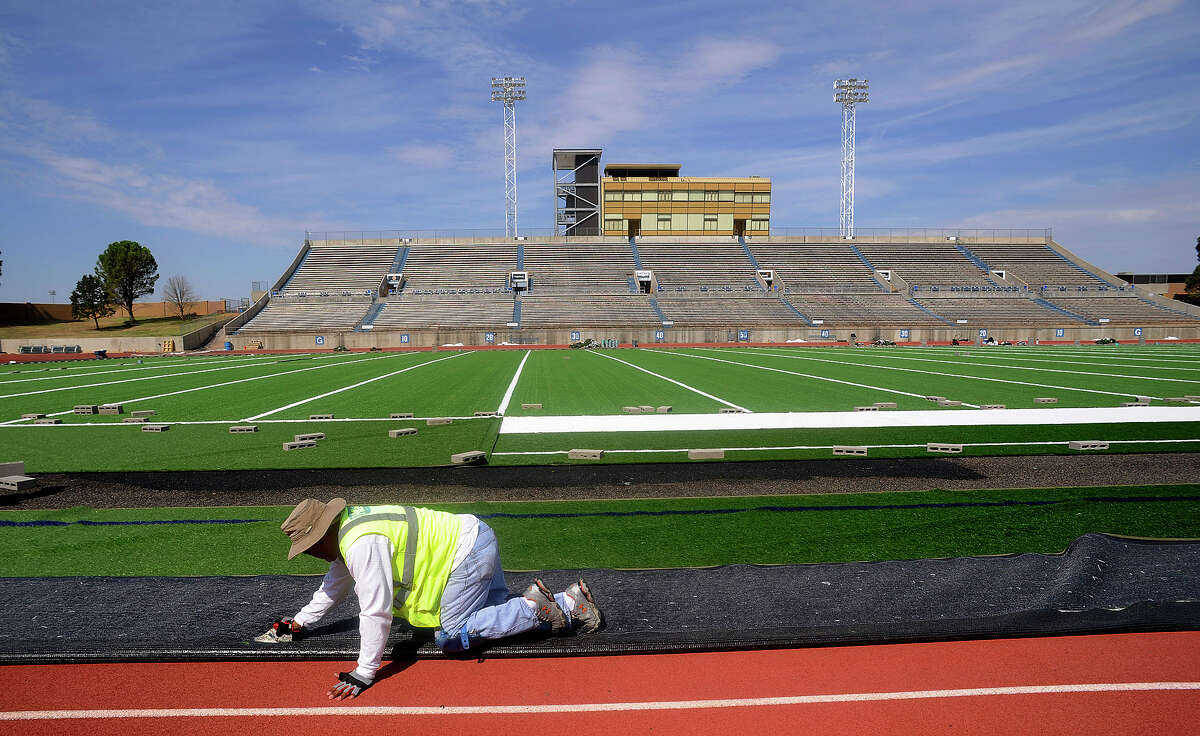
left=553, top=149, right=602, bottom=236
left=834, top=78, right=869, bottom=239
left=491, top=76, right=526, bottom=237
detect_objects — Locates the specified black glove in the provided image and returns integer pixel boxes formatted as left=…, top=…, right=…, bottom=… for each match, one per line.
left=328, top=671, right=372, bottom=700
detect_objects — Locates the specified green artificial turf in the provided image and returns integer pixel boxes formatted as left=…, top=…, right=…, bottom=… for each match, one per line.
left=1, top=484, right=1196, bottom=577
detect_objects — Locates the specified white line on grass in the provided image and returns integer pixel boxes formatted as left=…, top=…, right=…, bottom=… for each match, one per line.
left=0, top=355, right=299, bottom=385
left=2, top=682, right=1195, bottom=720
left=701, top=347, right=1165, bottom=401
left=496, top=350, right=531, bottom=414
left=1, top=353, right=405, bottom=424
left=245, top=351, right=474, bottom=421
left=0, top=415, right=498, bottom=428
left=493, top=438, right=1200, bottom=455
left=867, top=347, right=1200, bottom=373
left=590, top=350, right=750, bottom=412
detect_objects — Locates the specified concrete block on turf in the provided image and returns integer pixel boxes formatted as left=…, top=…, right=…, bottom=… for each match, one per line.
left=73, top=405, right=98, bottom=415
left=622, top=406, right=642, bottom=414
left=131, top=410, right=156, bottom=417
left=473, top=411, right=499, bottom=417
left=33, top=418, right=61, bottom=424
left=122, top=417, right=149, bottom=423
left=1033, top=397, right=1057, bottom=404
left=1185, top=395, right=1200, bottom=401
left=1069, top=440, right=1109, bottom=451
left=142, top=424, right=170, bottom=432
left=390, top=412, right=414, bottom=419
left=521, top=403, right=543, bottom=410
left=98, top=404, right=123, bottom=415
left=451, top=450, right=487, bottom=465
left=0, top=475, right=37, bottom=492
left=719, top=407, right=747, bottom=414
left=1120, top=402, right=1149, bottom=407
left=656, top=406, right=673, bottom=413
left=924, top=396, right=945, bottom=402
left=309, top=413, right=335, bottom=420
left=20, top=413, right=45, bottom=420
left=229, top=425, right=259, bottom=433
left=927, top=443, right=963, bottom=454
left=426, top=417, right=452, bottom=426
left=873, top=402, right=897, bottom=409
left=283, top=440, right=316, bottom=451
left=0, top=462, right=24, bottom=477
left=832, top=446, right=868, bottom=456
left=1164, top=397, right=1191, bottom=403
left=388, top=428, right=417, bottom=438
left=568, top=449, right=604, bottom=460
left=295, top=432, right=325, bottom=442
left=980, top=404, right=1006, bottom=410
left=638, top=405, right=654, bottom=412
left=854, top=406, right=879, bottom=412
left=688, top=449, right=725, bottom=460
left=937, top=399, right=962, bottom=406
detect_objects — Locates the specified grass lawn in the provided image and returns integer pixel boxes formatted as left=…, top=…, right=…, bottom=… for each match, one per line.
left=1, top=484, right=1196, bottom=576
left=0, top=312, right=236, bottom=340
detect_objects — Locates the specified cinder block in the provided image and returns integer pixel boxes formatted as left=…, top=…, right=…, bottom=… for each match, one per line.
left=980, top=404, right=1006, bottom=410
left=390, top=412, right=415, bottom=419
left=873, top=402, right=897, bottom=409
left=927, top=443, right=963, bottom=454
left=309, top=413, right=335, bottom=420
left=98, top=404, right=123, bottom=415
left=719, top=407, right=747, bottom=414
left=295, top=432, right=325, bottom=442
left=1164, top=397, right=1191, bottom=403
left=122, top=417, right=148, bottom=423
left=1033, top=397, right=1058, bottom=404
left=0, top=462, right=24, bottom=477
left=20, top=413, right=45, bottom=420
left=0, top=475, right=37, bottom=492
left=521, top=403, right=543, bottom=410
left=473, top=411, right=499, bottom=417
left=688, top=449, right=725, bottom=460
left=832, top=446, right=868, bottom=456
left=937, top=399, right=962, bottom=406
left=33, top=418, right=61, bottom=425
left=426, top=417, right=452, bottom=426
left=1120, top=402, right=1149, bottom=407
left=568, top=449, right=604, bottom=460
left=388, top=428, right=418, bottom=438
left=1069, top=440, right=1109, bottom=451
left=131, top=410, right=156, bottom=417
left=283, top=440, right=316, bottom=451
left=1185, top=395, right=1200, bottom=401
left=622, top=406, right=642, bottom=414
left=451, top=450, right=487, bottom=465
left=142, top=424, right=170, bottom=432
left=854, top=406, right=879, bottom=412
left=229, top=425, right=259, bottom=433
left=924, top=396, right=945, bottom=402
left=656, top=405, right=673, bottom=413
left=638, top=405, right=654, bottom=412
left=73, top=405, right=98, bottom=415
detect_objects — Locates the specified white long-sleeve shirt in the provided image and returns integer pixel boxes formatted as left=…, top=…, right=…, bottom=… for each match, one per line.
left=293, top=514, right=479, bottom=681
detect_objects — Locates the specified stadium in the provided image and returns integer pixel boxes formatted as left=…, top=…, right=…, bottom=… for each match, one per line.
left=2, top=40, right=1200, bottom=736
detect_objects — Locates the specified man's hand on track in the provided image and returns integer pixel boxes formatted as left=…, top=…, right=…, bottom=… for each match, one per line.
left=329, top=671, right=372, bottom=700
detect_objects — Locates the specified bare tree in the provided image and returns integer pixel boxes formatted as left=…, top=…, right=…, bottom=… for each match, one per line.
left=162, top=274, right=198, bottom=320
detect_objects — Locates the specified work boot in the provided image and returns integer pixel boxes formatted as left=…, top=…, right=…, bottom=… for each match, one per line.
left=565, top=579, right=604, bottom=634
left=524, top=578, right=567, bottom=633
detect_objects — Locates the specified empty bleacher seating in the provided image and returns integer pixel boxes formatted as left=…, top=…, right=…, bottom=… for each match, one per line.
left=750, top=242, right=880, bottom=291
left=637, top=242, right=759, bottom=291
left=855, top=242, right=991, bottom=287
left=281, top=245, right=400, bottom=295
left=521, top=242, right=636, bottom=293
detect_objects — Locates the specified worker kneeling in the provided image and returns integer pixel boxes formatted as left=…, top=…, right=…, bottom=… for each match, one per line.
left=262, top=499, right=603, bottom=700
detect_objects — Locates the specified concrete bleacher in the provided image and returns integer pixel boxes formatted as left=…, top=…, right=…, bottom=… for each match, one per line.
left=239, top=301, right=371, bottom=332
left=371, top=295, right=515, bottom=328
left=963, top=244, right=1111, bottom=287
left=855, top=242, right=992, bottom=287
left=399, top=242, right=515, bottom=292
left=655, top=297, right=802, bottom=325
left=911, top=297, right=1066, bottom=325
left=280, top=245, right=400, bottom=295
left=750, top=242, right=880, bottom=291
left=1044, top=296, right=1200, bottom=325
left=637, top=242, right=760, bottom=291
left=518, top=296, right=661, bottom=326
left=786, top=294, right=947, bottom=326
left=521, top=242, right=636, bottom=293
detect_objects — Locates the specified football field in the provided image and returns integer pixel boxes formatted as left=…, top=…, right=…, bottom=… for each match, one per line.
left=2, top=344, right=1199, bottom=472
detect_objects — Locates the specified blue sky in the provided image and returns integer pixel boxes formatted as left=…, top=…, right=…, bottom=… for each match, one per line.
left=1, top=0, right=1198, bottom=304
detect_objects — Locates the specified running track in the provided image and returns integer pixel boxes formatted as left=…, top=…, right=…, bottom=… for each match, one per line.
left=0, top=632, right=1195, bottom=735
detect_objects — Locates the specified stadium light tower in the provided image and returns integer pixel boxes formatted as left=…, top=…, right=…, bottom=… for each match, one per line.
left=491, top=76, right=526, bottom=238
left=834, top=78, right=869, bottom=239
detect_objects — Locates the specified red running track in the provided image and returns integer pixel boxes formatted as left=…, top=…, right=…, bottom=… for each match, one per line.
left=0, top=632, right=1196, bottom=735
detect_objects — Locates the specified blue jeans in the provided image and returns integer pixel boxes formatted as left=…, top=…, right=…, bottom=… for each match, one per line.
left=434, top=521, right=570, bottom=652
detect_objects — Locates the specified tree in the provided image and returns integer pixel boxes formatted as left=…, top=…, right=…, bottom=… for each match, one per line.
left=70, top=274, right=115, bottom=329
left=95, top=241, right=158, bottom=324
left=1183, top=236, right=1200, bottom=299
left=161, top=274, right=198, bottom=320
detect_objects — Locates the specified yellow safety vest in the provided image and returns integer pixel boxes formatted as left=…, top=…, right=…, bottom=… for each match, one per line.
left=337, top=505, right=462, bottom=628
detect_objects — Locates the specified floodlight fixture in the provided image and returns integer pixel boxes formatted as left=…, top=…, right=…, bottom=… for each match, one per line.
left=491, top=76, right=526, bottom=237
left=834, top=78, right=869, bottom=239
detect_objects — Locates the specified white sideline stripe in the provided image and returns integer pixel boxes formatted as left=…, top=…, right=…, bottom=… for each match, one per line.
left=0, top=416, right=500, bottom=428
left=590, top=350, right=749, bottom=412
left=496, top=350, right=531, bottom=415
left=649, top=349, right=974, bottom=406
left=1, top=353, right=402, bottom=424
left=699, top=347, right=1165, bottom=401
left=498, top=406, right=1200, bottom=434
left=493, top=438, right=1200, bottom=456
left=245, top=352, right=473, bottom=421
left=2, top=682, right=1196, bottom=720
left=0, top=355, right=298, bottom=385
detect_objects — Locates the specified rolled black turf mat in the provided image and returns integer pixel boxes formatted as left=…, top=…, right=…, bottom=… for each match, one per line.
left=1, top=533, right=1197, bottom=664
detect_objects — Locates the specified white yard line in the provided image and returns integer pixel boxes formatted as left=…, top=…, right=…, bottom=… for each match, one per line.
left=496, top=350, right=531, bottom=414
left=244, top=351, right=473, bottom=421
left=590, top=350, right=750, bottom=412
left=887, top=347, right=1200, bottom=372
left=0, top=355, right=293, bottom=385
left=700, top=347, right=1164, bottom=401
left=498, top=406, right=1200, bottom=434
left=1, top=682, right=1195, bottom=720
left=493, top=438, right=1200, bottom=455
left=1, top=353, right=403, bottom=424
left=0, top=415, right=498, bottom=428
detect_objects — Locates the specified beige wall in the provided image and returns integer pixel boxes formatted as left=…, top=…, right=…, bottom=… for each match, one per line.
left=1, top=300, right=226, bottom=324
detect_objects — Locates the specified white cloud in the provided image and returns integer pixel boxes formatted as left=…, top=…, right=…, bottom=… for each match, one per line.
left=389, top=142, right=456, bottom=169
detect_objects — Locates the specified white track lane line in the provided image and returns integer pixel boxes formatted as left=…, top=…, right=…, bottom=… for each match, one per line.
left=245, top=351, right=473, bottom=421
left=2, top=682, right=1196, bottom=720
left=651, top=348, right=963, bottom=405
left=590, top=350, right=750, bottom=412
left=699, top=347, right=1164, bottom=401
left=492, top=438, right=1200, bottom=456
left=496, top=350, right=531, bottom=414
left=1, top=353, right=404, bottom=424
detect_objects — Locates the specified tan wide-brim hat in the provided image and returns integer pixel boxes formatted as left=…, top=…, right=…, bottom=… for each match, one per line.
left=282, top=498, right=347, bottom=560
